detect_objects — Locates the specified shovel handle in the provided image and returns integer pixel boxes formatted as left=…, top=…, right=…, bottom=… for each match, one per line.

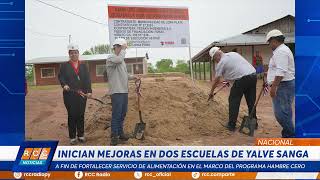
left=137, top=94, right=141, bottom=111
left=207, top=82, right=229, bottom=102
left=248, top=78, right=266, bottom=118
left=139, top=110, right=143, bottom=123
left=135, top=79, right=144, bottom=123
left=135, top=79, right=142, bottom=111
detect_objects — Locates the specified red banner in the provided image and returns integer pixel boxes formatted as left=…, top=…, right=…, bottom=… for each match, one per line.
left=108, top=5, right=189, bottom=20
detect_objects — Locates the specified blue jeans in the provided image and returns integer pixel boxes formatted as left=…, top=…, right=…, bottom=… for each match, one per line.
left=111, top=93, right=128, bottom=136
left=272, top=80, right=295, bottom=138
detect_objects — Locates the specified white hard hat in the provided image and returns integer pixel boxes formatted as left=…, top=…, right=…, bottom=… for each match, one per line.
left=266, top=29, right=284, bottom=42
left=209, top=47, right=220, bottom=58
left=67, top=43, right=79, bottom=51
left=113, top=38, right=127, bottom=46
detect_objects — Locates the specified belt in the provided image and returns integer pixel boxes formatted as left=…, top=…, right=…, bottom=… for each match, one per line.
left=247, top=73, right=256, bottom=76
left=234, top=73, right=256, bottom=81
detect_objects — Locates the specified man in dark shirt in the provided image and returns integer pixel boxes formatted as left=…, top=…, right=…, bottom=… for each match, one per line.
left=58, top=43, right=92, bottom=145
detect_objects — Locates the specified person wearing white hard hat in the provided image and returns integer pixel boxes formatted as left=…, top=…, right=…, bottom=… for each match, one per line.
left=58, top=43, right=92, bottom=145
left=209, top=47, right=257, bottom=131
left=106, top=38, right=139, bottom=145
left=266, top=29, right=295, bottom=138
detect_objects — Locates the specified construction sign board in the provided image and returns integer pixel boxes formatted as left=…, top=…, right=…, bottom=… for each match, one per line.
left=108, top=5, right=190, bottom=48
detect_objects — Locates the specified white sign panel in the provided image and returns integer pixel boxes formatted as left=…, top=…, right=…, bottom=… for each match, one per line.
left=108, top=5, right=190, bottom=48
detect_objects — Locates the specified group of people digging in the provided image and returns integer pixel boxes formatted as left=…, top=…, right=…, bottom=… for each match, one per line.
left=58, top=29, right=295, bottom=146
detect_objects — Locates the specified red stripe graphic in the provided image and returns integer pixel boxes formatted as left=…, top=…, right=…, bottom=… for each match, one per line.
left=108, top=6, right=189, bottom=20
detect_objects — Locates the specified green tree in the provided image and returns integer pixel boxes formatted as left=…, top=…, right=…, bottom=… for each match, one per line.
left=25, top=65, right=34, bottom=84
left=147, top=63, right=157, bottom=73
left=82, top=50, right=92, bottom=55
left=156, top=59, right=174, bottom=73
left=82, top=44, right=112, bottom=55
left=175, top=60, right=189, bottom=74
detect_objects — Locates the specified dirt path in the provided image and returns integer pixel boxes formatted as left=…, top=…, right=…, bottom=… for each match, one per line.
left=26, top=77, right=282, bottom=146
left=25, top=85, right=107, bottom=145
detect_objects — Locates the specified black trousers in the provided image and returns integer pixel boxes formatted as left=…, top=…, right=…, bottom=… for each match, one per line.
left=228, top=74, right=257, bottom=127
left=63, top=92, right=87, bottom=139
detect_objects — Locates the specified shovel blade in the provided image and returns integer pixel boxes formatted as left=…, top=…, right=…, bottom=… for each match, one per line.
left=133, top=122, right=146, bottom=140
left=239, top=116, right=257, bottom=137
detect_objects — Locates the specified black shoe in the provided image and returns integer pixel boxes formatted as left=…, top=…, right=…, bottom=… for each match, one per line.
left=119, top=134, right=130, bottom=141
left=110, top=135, right=119, bottom=146
left=227, top=125, right=236, bottom=132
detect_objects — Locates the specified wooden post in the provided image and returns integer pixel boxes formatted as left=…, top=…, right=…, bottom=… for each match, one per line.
left=192, top=62, right=195, bottom=80
left=203, top=61, right=206, bottom=80
left=194, top=62, right=197, bottom=80
left=199, top=61, right=201, bottom=80
left=188, top=45, right=194, bottom=81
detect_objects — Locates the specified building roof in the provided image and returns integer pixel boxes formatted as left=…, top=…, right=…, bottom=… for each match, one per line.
left=243, top=15, right=295, bottom=34
left=192, top=15, right=295, bottom=63
left=27, top=53, right=146, bottom=65
left=213, top=33, right=294, bottom=47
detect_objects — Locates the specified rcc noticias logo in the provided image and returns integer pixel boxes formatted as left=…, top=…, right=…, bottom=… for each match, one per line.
left=19, top=148, right=51, bottom=166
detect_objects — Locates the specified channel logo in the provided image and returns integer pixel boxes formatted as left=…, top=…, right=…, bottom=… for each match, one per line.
left=12, top=141, right=58, bottom=172
left=19, top=148, right=51, bottom=166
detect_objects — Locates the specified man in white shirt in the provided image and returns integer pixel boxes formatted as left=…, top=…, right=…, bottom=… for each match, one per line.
left=266, top=29, right=295, bottom=138
left=209, top=47, right=257, bottom=131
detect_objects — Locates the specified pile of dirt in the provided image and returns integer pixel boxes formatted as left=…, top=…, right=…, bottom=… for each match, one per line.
left=84, top=77, right=245, bottom=145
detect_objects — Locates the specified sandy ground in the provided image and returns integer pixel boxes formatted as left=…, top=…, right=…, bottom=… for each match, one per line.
left=26, top=76, right=282, bottom=146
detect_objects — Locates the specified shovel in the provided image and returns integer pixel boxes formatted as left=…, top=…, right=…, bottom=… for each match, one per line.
left=133, top=79, right=146, bottom=140
left=239, top=79, right=267, bottom=136
left=207, top=81, right=230, bottom=102
left=68, top=89, right=110, bottom=105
